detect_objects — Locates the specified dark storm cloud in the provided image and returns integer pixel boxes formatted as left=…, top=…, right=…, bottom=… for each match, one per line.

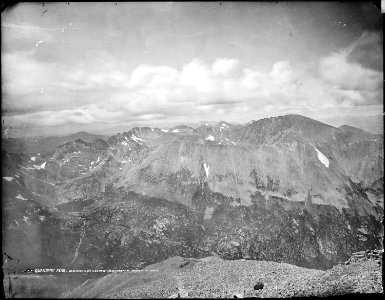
left=347, top=32, right=383, bottom=71
left=354, top=2, right=383, bottom=32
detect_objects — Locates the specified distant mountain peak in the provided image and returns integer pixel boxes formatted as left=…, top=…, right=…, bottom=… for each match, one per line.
left=232, top=114, right=343, bottom=145
left=245, top=120, right=256, bottom=125
left=74, top=131, right=89, bottom=135
left=172, top=124, right=193, bottom=129
left=168, top=124, right=198, bottom=135
left=249, top=114, right=336, bottom=130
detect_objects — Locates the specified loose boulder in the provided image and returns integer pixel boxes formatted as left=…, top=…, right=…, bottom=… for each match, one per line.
left=253, top=282, right=264, bottom=290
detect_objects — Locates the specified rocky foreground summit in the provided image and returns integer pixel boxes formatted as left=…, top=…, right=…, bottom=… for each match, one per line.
left=64, top=252, right=383, bottom=298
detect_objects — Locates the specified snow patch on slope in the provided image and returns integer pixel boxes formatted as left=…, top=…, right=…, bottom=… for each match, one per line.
left=34, top=162, right=46, bottom=170
left=16, top=194, right=27, bottom=201
left=3, top=177, right=14, bottom=182
left=205, top=135, right=215, bottom=141
left=203, top=163, right=210, bottom=178
left=314, top=148, right=329, bottom=168
left=131, top=134, right=144, bottom=143
left=30, top=157, right=36, bottom=161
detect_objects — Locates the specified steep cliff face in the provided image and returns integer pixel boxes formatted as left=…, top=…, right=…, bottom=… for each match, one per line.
left=329, top=141, right=383, bottom=187
left=64, top=188, right=381, bottom=271
left=2, top=162, right=81, bottom=271
left=116, top=119, right=382, bottom=215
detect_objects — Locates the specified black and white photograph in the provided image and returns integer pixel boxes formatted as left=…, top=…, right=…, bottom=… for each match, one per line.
left=1, top=2, right=383, bottom=298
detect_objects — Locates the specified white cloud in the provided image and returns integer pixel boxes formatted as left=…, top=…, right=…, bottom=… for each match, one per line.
left=319, top=51, right=381, bottom=92
left=129, top=64, right=179, bottom=87
left=240, top=60, right=300, bottom=98
left=318, top=32, right=382, bottom=106
left=212, top=58, right=239, bottom=76
left=269, top=61, right=298, bottom=87
left=240, top=69, right=270, bottom=92
left=6, top=109, right=96, bottom=128
left=180, top=58, right=216, bottom=93
left=2, top=22, right=61, bottom=32
left=2, top=51, right=55, bottom=96
left=2, top=31, right=382, bottom=130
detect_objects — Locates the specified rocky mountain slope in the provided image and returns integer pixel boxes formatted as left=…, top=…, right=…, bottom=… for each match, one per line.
left=230, top=114, right=381, bottom=145
left=2, top=114, right=383, bottom=274
left=63, top=252, right=383, bottom=298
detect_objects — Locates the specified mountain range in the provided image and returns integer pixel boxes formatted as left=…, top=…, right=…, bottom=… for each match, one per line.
left=2, top=114, right=383, bottom=277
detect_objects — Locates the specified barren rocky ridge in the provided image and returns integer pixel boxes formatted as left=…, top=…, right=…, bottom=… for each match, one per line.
left=63, top=252, right=383, bottom=298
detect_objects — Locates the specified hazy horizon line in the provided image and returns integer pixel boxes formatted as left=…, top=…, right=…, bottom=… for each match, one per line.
left=2, top=113, right=383, bottom=139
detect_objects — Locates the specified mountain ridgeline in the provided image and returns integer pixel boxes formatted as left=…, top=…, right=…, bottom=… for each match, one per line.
left=2, top=114, right=383, bottom=272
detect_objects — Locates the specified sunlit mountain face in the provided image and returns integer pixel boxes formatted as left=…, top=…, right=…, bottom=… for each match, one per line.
left=2, top=115, right=383, bottom=274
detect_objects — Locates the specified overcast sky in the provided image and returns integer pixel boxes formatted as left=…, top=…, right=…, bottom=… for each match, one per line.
left=2, top=2, right=383, bottom=137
